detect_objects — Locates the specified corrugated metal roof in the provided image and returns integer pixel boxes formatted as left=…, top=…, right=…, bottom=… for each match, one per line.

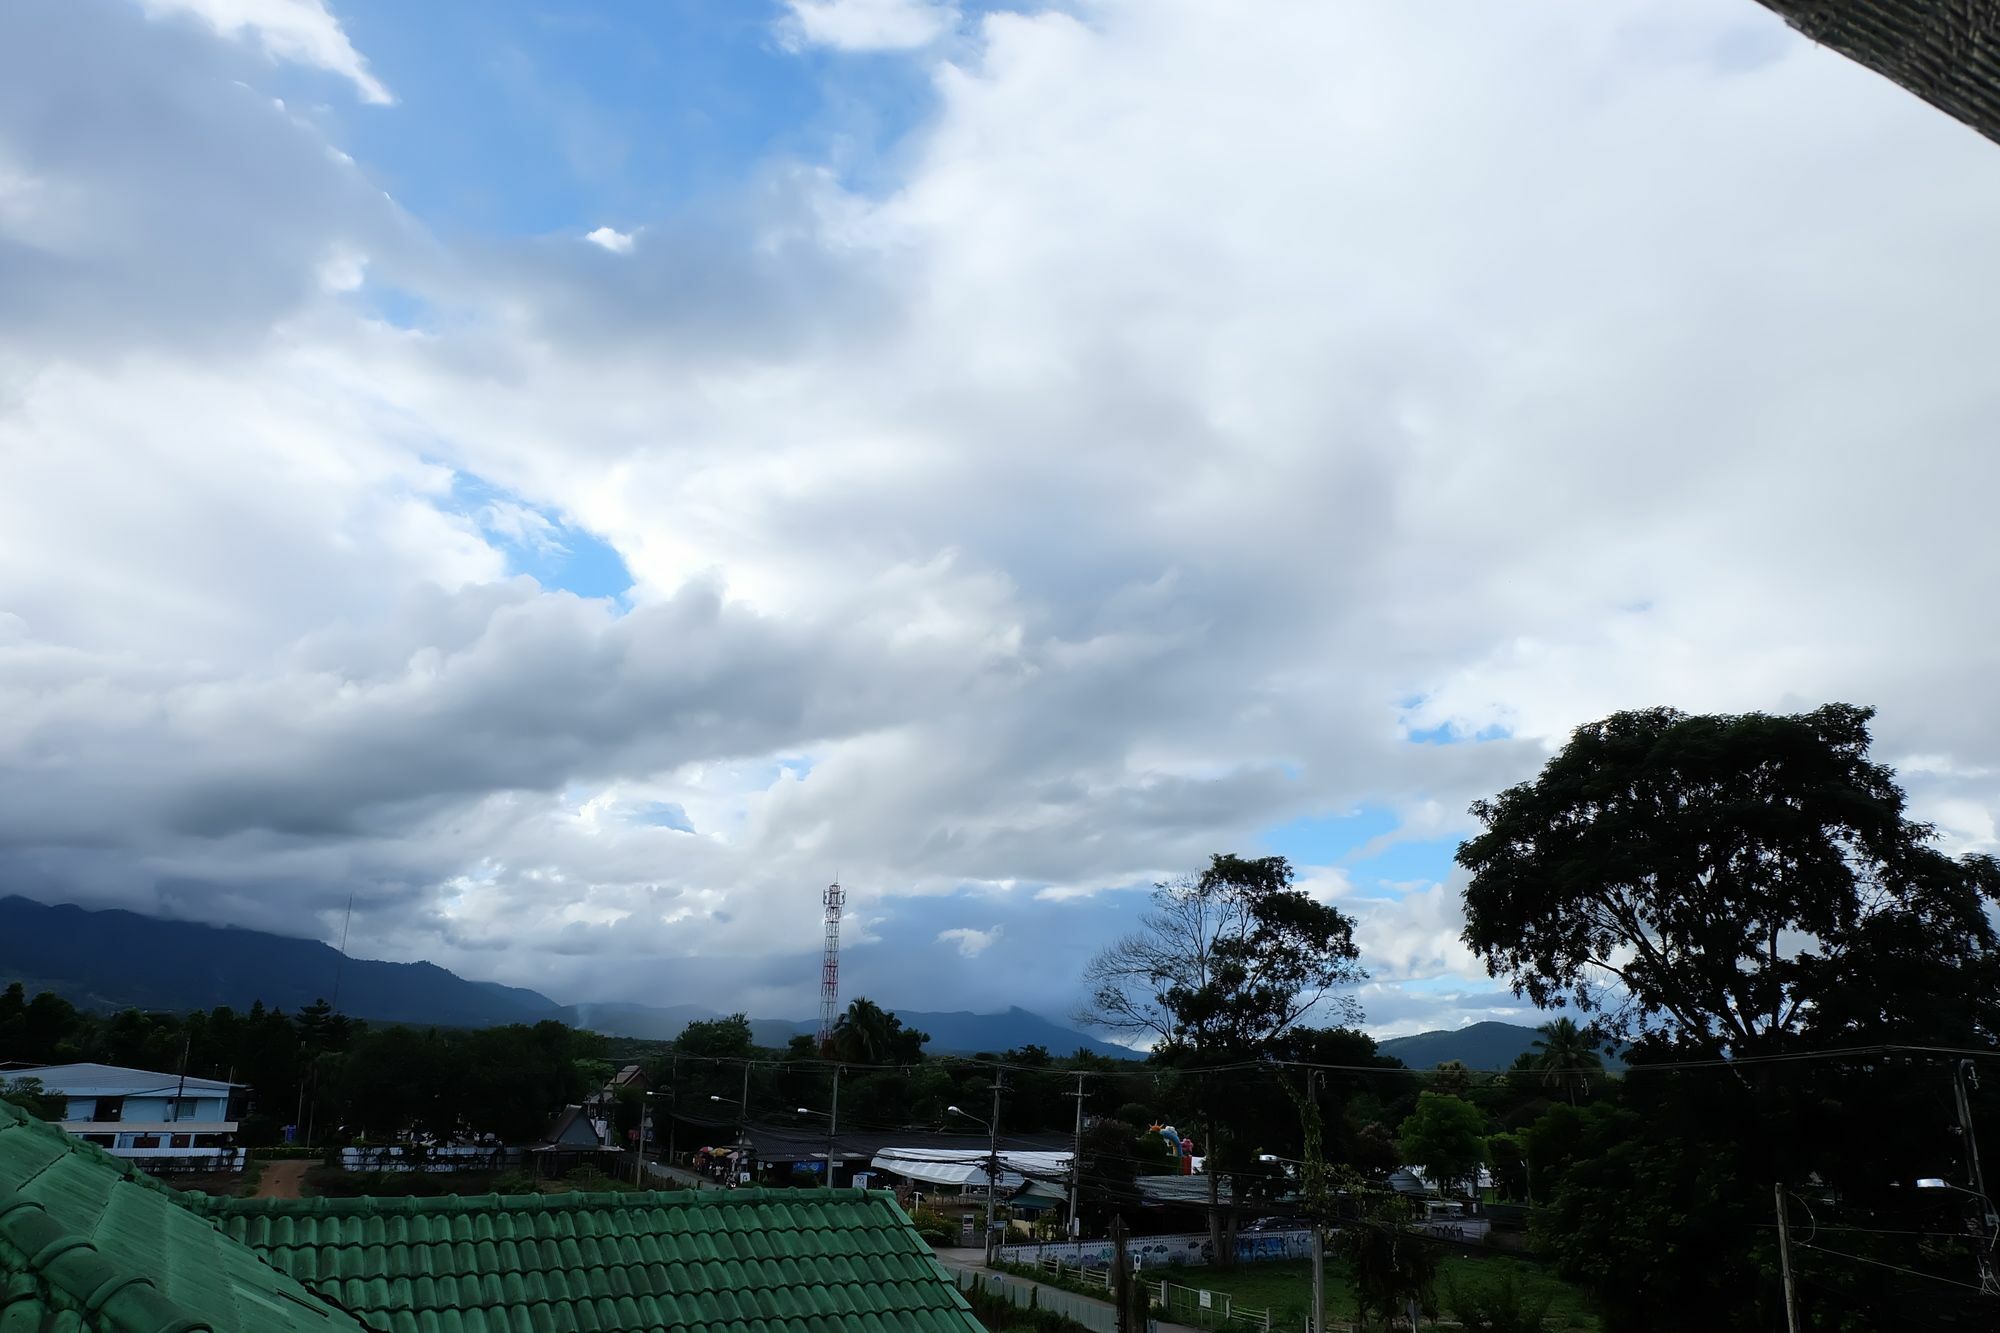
left=869, top=1148, right=1071, bottom=1189
left=8, top=1063, right=238, bottom=1097
left=1757, top=1, right=2000, bottom=147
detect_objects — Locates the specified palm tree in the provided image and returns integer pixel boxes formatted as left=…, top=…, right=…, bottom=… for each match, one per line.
left=831, top=998, right=892, bottom=1064
left=1530, top=1017, right=1603, bottom=1105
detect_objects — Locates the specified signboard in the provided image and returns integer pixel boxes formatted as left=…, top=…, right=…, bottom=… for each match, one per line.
left=1199, top=1291, right=1212, bottom=1310
left=960, top=1215, right=977, bottom=1245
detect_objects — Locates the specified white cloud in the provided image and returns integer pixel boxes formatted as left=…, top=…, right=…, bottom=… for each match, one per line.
left=139, top=0, right=393, bottom=104
left=4, top=0, right=1999, bottom=1032
left=583, top=226, right=635, bottom=255
left=780, top=0, right=956, bottom=52
left=937, top=926, right=1002, bottom=958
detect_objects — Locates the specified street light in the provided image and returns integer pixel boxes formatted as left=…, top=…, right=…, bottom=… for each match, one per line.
left=1916, top=1178, right=2000, bottom=1295
left=634, top=1091, right=663, bottom=1186
left=795, top=1106, right=841, bottom=1187
left=949, top=1104, right=1002, bottom=1261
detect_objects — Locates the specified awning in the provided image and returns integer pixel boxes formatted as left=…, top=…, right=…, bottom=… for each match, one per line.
left=868, top=1148, right=1070, bottom=1191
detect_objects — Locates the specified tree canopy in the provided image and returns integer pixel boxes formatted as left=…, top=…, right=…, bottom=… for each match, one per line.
left=1082, top=853, right=1364, bottom=1058
left=1396, top=1091, right=1486, bottom=1199
left=1458, top=704, right=2000, bottom=1053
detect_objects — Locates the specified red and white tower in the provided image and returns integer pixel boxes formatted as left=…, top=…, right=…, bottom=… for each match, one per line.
left=817, top=878, right=844, bottom=1054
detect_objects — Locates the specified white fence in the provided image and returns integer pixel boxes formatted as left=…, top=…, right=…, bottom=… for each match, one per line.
left=122, top=1147, right=247, bottom=1174
left=1001, top=1228, right=1318, bottom=1271
left=1158, top=1279, right=1273, bottom=1331
left=337, top=1145, right=518, bottom=1173
left=947, top=1264, right=1135, bottom=1333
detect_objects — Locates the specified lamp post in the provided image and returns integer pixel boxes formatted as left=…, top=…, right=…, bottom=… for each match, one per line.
left=950, top=1092, right=1003, bottom=1263
left=710, top=1095, right=747, bottom=1186
left=795, top=1087, right=841, bottom=1188
left=1917, top=1178, right=2000, bottom=1294
left=634, top=1091, right=662, bottom=1186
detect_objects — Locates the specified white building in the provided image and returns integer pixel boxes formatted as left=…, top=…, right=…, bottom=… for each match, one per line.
left=8, top=1062, right=243, bottom=1165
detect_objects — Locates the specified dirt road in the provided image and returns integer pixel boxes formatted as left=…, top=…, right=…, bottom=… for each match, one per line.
left=253, top=1160, right=310, bottom=1199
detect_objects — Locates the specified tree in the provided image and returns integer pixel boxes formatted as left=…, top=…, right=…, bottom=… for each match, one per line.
left=1430, top=1060, right=1473, bottom=1098
left=1338, top=1198, right=1440, bottom=1329
left=1459, top=704, right=2000, bottom=1054
left=1084, top=854, right=1364, bottom=1054
left=1529, top=1018, right=1602, bottom=1105
left=676, top=1014, right=754, bottom=1060
left=830, top=998, right=927, bottom=1064
left=1082, top=854, right=1364, bottom=1266
left=1397, top=1092, right=1486, bottom=1200
left=0, top=1077, right=64, bottom=1121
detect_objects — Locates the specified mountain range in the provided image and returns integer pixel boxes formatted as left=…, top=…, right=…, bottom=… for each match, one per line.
left=1376, top=1018, right=1626, bottom=1071
left=0, top=896, right=1132, bottom=1058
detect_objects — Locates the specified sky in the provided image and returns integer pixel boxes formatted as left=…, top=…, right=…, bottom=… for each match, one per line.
left=2, top=0, right=1998, bottom=1041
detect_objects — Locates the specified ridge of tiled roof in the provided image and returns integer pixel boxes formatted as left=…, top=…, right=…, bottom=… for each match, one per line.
left=0, top=1099, right=373, bottom=1333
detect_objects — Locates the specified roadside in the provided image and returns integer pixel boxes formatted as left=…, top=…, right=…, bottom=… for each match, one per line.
left=936, top=1249, right=1205, bottom=1333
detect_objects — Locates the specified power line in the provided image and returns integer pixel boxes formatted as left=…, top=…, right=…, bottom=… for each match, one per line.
left=1797, top=1242, right=1993, bottom=1295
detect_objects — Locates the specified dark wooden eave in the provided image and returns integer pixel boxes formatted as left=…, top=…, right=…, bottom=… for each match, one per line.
left=1756, top=1, right=2000, bottom=145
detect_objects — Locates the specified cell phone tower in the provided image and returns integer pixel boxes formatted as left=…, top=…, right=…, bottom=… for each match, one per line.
left=817, top=878, right=845, bottom=1054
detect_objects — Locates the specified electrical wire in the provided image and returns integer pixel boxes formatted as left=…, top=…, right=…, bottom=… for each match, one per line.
left=1796, top=1242, right=1993, bottom=1295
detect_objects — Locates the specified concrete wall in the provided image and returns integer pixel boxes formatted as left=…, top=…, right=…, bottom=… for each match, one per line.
left=1001, top=1217, right=1489, bottom=1270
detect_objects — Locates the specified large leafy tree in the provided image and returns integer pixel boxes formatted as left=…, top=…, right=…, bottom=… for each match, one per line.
left=1396, top=1091, right=1487, bottom=1199
left=1083, top=853, right=1363, bottom=1265
left=1083, top=853, right=1364, bottom=1054
left=1464, top=705, right=2000, bottom=1329
left=1458, top=704, right=2000, bottom=1054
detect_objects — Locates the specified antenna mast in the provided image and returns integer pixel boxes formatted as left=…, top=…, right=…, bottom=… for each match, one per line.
left=817, top=878, right=845, bottom=1054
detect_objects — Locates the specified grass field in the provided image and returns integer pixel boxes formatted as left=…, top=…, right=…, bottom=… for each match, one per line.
left=1144, top=1252, right=1599, bottom=1331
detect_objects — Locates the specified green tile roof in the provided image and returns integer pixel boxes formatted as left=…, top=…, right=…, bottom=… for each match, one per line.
left=0, top=1099, right=372, bottom=1333
left=194, top=1188, right=985, bottom=1333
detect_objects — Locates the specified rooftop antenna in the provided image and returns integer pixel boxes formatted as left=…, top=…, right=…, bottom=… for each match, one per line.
left=817, top=878, right=845, bottom=1054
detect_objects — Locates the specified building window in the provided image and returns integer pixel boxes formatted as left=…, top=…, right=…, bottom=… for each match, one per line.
left=168, top=1097, right=199, bottom=1121
left=81, top=1135, right=115, bottom=1147
left=130, top=1134, right=161, bottom=1149
left=169, top=1134, right=193, bottom=1149
left=96, top=1097, right=124, bottom=1123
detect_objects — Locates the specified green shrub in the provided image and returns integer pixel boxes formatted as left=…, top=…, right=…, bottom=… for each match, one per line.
left=1445, top=1268, right=1554, bottom=1333
left=909, top=1208, right=956, bottom=1245
left=491, top=1169, right=542, bottom=1196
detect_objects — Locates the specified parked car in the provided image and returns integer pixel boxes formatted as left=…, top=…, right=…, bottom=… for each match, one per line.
left=1243, top=1215, right=1311, bottom=1232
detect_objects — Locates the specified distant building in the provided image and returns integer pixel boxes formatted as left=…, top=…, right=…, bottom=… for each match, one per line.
left=6, top=1062, right=241, bottom=1165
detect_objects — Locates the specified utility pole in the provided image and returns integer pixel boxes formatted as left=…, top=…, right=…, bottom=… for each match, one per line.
left=1110, top=1215, right=1133, bottom=1333
left=172, top=1031, right=191, bottom=1123
left=1951, top=1059, right=2000, bottom=1293
left=667, top=1057, right=679, bottom=1169
left=826, top=1065, right=841, bottom=1187
left=1774, top=1183, right=1800, bottom=1333
left=985, top=1072, right=1005, bottom=1263
left=1066, top=1072, right=1086, bottom=1238
left=1310, top=1225, right=1326, bottom=1333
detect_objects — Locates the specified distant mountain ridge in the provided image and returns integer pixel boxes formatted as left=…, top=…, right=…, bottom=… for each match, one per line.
left=1377, top=1019, right=1625, bottom=1071
left=0, top=895, right=1131, bottom=1058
